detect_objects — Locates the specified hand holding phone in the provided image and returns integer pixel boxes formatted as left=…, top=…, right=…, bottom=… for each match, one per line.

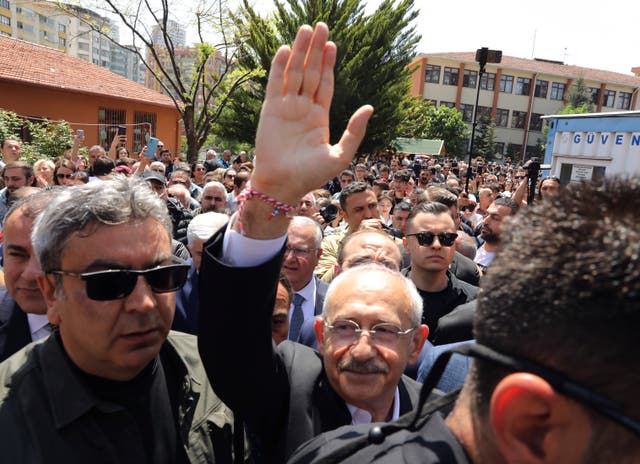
left=145, top=137, right=159, bottom=158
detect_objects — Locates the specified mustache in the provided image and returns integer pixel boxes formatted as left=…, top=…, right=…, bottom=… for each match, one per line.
left=338, top=358, right=389, bottom=374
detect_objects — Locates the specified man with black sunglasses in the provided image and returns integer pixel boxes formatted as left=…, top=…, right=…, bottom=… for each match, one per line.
left=402, top=202, right=478, bottom=341
left=289, top=178, right=640, bottom=463
left=0, top=176, right=245, bottom=463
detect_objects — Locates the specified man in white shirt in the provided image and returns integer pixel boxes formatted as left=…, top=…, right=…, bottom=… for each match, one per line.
left=474, top=197, right=518, bottom=272
left=281, top=216, right=328, bottom=341
left=0, top=190, right=54, bottom=361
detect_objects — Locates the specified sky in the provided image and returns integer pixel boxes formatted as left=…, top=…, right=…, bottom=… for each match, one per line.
left=248, top=0, right=640, bottom=76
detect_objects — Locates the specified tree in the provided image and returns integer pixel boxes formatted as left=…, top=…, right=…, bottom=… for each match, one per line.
left=0, top=109, right=75, bottom=163
left=57, top=0, right=260, bottom=162
left=423, top=105, right=469, bottom=155
left=217, top=0, right=420, bottom=154
left=396, top=97, right=433, bottom=138
left=473, top=113, right=497, bottom=161
left=567, top=77, right=594, bottom=112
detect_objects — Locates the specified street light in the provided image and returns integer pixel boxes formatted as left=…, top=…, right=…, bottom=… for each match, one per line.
left=465, top=47, right=502, bottom=193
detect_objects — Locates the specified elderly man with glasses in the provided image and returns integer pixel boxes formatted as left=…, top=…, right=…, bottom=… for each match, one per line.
left=197, top=23, right=432, bottom=463
left=0, top=176, right=243, bottom=463
left=290, top=176, right=640, bottom=464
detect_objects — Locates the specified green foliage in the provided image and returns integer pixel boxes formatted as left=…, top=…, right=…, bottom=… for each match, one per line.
left=0, top=110, right=74, bottom=164
left=423, top=105, right=469, bottom=155
left=567, top=77, right=594, bottom=112
left=473, top=113, right=497, bottom=161
left=220, top=0, right=420, bottom=153
left=396, top=97, right=433, bottom=138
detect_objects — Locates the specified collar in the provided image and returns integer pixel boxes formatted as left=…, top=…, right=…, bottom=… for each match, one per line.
left=27, top=313, right=49, bottom=336
left=346, top=387, right=400, bottom=425
left=296, top=276, right=316, bottom=302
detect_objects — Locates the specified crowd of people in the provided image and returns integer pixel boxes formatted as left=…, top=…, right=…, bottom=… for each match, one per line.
left=0, top=22, right=636, bottom=464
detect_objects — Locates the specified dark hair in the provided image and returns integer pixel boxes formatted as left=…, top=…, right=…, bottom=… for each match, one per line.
left=373, top=179, right=390, bottom=191
left=278, top=273, right=293, bottom=307
left=53, top=159, right=77, bottom=185
left=339, top=181, right=372, bottom=210
left=92, top=156, right=115, bottom=176
left=493, top=196, right=519, bottom=215
left=340, top=169, right=355, bottom=180
left=471, top=178, right=640, bottom=424
left=3, top=161, right=34, bottom=181
left=406, top=201, right=451, bottom=231
left=423, top=186, right=458, bottom=209
left=393, top=200, right=413, bottom=214
left=377, top=191, right=395, bottom=206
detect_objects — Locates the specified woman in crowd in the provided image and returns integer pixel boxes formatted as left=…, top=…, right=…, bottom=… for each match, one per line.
left=191, top=161, right=206, bottom=187
left=53, top=158, right=77, bottom=186
left=34, top=159, right=55, bottom=187
left=377, top=191, right=395, bottom=227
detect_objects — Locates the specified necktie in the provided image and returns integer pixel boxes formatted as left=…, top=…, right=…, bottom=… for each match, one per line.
left=289, top=293, right=305, bottom=341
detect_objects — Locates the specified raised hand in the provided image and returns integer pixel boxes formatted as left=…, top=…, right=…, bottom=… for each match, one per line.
left=251, top=22, right=373, bottom=205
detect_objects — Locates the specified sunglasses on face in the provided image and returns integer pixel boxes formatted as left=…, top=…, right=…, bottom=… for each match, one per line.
left=56, top=173, right=74, bottom=180
left=406, top=231, right=458, bottom=247
left=50, top=260, right=190, bottom=301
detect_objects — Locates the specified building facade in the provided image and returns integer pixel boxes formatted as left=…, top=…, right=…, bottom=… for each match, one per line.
left=0, top=0, right=142, bottom=82
left=410, top=52, right=640, bottom=160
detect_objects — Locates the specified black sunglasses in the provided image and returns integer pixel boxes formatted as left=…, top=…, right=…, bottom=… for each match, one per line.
left=406, top=231, right=458, bottom=247
left=50, top=260, right=190, bottom=301
left=56, top=173, right=74, bottom=179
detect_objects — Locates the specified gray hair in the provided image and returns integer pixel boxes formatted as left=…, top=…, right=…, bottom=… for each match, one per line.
left=187, top=212, right=229, bottom=247
left=322, top=263, right=423, bottom=327
left=32, top=175, right=171, bottom=273
left=203, top=181, right=226, bottom=195
left=289, top=215, right=323, bottom=248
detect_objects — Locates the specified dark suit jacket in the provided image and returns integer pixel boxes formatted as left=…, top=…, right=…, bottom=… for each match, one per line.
left=295, top=277, right=328, bottom=347
left=0, top=288, right=32, bottom=363
left=198, top=230, right=423, bottom=463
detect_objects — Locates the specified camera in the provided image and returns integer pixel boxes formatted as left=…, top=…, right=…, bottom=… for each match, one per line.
left=319, top=204, right=338, bottom=224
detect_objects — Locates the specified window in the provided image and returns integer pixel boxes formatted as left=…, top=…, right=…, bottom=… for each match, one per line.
left=459, top=104, right=474, bottom=122
left=515, top=77, right=531, bottom=96
left=550, top=82, right=566, bottom=100
left=535, top=79, right=548, bottom=98
left=439, top=101, right=455, bottom=108
left=0, top=14, right=9, bottom=26
left=477, top=106, right=492, bottom=119
left=588, top=87, right=600, bottom=104
left=424, top=64, right=440, bottom=84
left=495, top=108, right=509, bottom=127
left=98, top=107, right=126, bottom=150
left=603, top=90, right=616, bottom=107
left=495, top=142, right=505, bottom=155
left=59, top=24, right=66, bottom=33
left=443, top=67, right=459, bottom=86
left=499, top=75, right=514, bottom=93
left=463, top=69, right=477, bottom=88
left=511, top=111, right=527, bottom=129
left=616, top=91, right=631, bottom=110
left=134, top=112, right=157, bottom=153
left=529, top=113, right=544, bottom=131
left=58, top=37, right=66, bottom=46
left=480, top=72, right=496, bottom=90
left=0, top=0, right=9, bottom=10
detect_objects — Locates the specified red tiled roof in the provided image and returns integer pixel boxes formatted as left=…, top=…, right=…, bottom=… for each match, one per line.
left=416, top=52, right=640, bottom=87
left=0, top=35, right=176, bottom=108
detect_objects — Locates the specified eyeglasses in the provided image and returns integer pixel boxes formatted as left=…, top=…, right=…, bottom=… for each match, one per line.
left=56, top=173, right=74, bottom=180
left=49, top=260, right=190, bottom=301
left=324, top=319, right=416, bottom=348
left=420, top=343, right=640, bottom=438
left=514, top=175, right=525, bottom=180
left=195, top=167, right=206, bottom=172
left=406, top=231, right=458, bottom=247
left=284, top=246, right=315, bottom=259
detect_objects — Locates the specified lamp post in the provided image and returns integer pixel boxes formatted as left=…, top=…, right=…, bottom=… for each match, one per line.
left=465, top=47, right=502, bottom=193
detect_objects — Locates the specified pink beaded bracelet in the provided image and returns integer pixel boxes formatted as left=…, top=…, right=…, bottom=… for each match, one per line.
left=236, top=182, right=296, bottom=233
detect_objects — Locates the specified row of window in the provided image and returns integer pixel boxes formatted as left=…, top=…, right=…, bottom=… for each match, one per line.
left=438, top=101, right=545, bottom=131
left=425, top=64, right=632, bottom=109
left=98, top=108, right=157, bottom=153
left=0, top=0, right=9, bottom=10
left=0, top=14, right=9, bottom=26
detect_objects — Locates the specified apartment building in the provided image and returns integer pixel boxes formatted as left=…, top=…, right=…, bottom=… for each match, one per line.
left=0, top=0, right=142, bottom=82
left=410, top=52, right=640, bottom=159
